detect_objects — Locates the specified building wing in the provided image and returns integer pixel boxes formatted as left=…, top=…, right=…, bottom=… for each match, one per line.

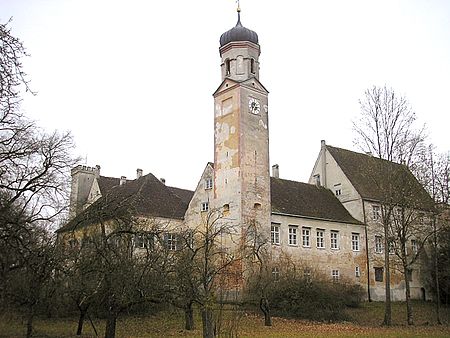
left=327, top=146, right=434, bottom=210
left=58, top=173, right=193, bottom=233
left=270, top=177, right=362, bottom=225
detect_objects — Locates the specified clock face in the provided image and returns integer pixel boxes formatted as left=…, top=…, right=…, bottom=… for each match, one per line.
left=248, top=97, right=261, bottom=115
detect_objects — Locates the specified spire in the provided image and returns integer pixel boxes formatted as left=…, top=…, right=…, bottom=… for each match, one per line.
left=236, top=0, right=242, bottom=26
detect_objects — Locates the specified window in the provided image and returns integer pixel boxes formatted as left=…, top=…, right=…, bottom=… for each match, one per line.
left=316, top=229, right=325, bottom=248
left=374, top=267, right=384, bottom=282
left=302, top=227, right=311, bottom=247
left=272, top=267, right=280, bottom=281
left=134, top=233, right=153, bottom=249
left=388, top=241, right=395, bottom=255
left=223, top=203, right=230, bottom=213
left=250, top=58, right=255, bottom=74
left=165, top=233, right=177, bottom=251
left=201, top=202, right=209, bottom=212
left=205, top=178, right=213, bottom=189
left=330, top=231, right=339, bottom=249
left=352, top=233, right=360, bottom=251
left=313, top=174, right=320, bottom=185
left=406, top=269, right=412, bottom=282
left=334, top=183, right=342, bottom=196
left=332, top=269, right=339, bottom=282
left=225, top=59, right=231, bottom=75
left=304, top=268, right=312, bottom=283
left=288, top=226, right=298, bottom=246
left=355, top=266, right=361, bottom=277
left=375, top=235, right=383, bottom=253
left=411, top=239, right=418, bottom=254
left=271, top=224, right=280, bottom=245
left=372, top=205, right=381, bottom=221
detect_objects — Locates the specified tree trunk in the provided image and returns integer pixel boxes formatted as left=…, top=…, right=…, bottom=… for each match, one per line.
left=259, top=297, right=272, bottom=326
left=433, top=216, right=442, bottom=324
left=104, top=311, right=118, bottom=338
left=76, top=306, right=87, bottom=335
left=184, top=302, right=195, bottom=330
left=201, top=308, right=215, bottom=338
left=26, top=303, right=34, bottom=338
left=383, top=226, right=392, bottom=326
left=404, top=265, right=414, bottom=325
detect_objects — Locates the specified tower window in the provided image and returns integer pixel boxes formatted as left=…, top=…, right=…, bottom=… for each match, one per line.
left=225, top=59, right=231, bottom=75
left=250, top=58, right=255, bottom=74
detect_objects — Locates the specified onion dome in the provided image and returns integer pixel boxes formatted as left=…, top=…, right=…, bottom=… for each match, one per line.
left=219, top=11, right=259, bottom=47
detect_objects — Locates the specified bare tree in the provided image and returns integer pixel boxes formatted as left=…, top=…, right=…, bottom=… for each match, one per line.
left=353, top=85, right=430, bottom=326
left=174, top=208, right=240, bottom=338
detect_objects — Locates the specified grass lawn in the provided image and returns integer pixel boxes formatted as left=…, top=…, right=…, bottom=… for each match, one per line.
left=0, top=302, right=449, bottom=338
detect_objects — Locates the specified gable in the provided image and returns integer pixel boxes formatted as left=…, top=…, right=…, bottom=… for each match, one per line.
left=327, top=146, right=434, bottom=210
left=213, top=78, right=240, bottom=97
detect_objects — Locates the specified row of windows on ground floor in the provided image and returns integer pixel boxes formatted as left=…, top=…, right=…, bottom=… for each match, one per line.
left=270, top=223, right=361, bottom=251
left=270, top=266, right=414, bottom=283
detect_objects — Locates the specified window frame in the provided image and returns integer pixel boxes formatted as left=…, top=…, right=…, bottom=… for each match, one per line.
left=205, top=178, right=213, bottom=190
left=201, top=202, right=209, bottom=212
left=302, top=227, right=311, bottom=247
left=355, top=266, right=361, bottom=277
left=288, top=226, right=298, bottom=246
left=372, top=205, right=381, bottom=221
left=351, top=233, right=360, bottom=251
left=330, top=230, right=339, bottom=250
left=375, top=235, right=383, bottom=253
left=271, top=224, right=280, bottom=245
left=316, top=229, right=325, bottom=249
left=331, top=269, right=339, bottom=282
left=374, top=267, right=384, bottom=282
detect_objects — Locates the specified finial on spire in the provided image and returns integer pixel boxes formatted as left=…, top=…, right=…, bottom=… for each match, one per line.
left=236, top=0, right=241, bottom=25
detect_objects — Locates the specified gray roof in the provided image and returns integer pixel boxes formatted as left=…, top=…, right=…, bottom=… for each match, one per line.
left=327, top=145, right=434, bottom=210
left=220, top=13, right=258, bottom=47
left=270, top=177, right=362, bottom=225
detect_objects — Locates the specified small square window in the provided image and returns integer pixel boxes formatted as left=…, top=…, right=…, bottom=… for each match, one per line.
left=334, top=183, right=342, bottom=196
left=201, top=202, right=209, bottom=212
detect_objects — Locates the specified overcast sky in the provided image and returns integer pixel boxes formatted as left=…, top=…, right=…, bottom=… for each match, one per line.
left=2, top=0, right=449, bottom=190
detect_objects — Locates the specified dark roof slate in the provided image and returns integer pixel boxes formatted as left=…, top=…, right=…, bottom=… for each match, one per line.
left=168, top=186, right=194, bottom=205
left=327, top=146, right=434, bottom=210
left=58, top=173, right=193, bottom=233
left=270, top=177, right=362, bottom=225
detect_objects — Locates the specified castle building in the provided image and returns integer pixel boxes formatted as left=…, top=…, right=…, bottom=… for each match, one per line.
left=58, top=10, right=433, bottom=302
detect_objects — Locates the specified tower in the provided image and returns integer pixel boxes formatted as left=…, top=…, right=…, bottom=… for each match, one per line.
left=213, top=9, right=271, bottom=238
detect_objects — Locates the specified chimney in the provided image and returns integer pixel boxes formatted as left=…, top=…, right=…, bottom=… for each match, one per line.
left=120, top=176, right=127, bottom=185
left=365, top=152, right=372, bottom=156
left=272, top=164, right=279, bottom=178
left=160, top=178, right=166, bottom=185
left=321, top=139, right=326, bottom=149
left=136, top=168, right=143, bottom=179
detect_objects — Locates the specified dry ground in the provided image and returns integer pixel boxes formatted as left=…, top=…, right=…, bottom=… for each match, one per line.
left=1, top=302, right=449, bottom=338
